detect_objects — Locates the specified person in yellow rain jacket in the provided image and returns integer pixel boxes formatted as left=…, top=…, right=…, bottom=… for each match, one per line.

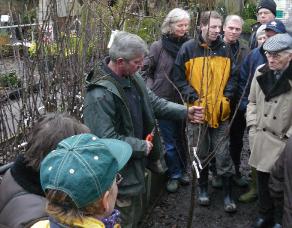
left=171, top=10, right=237, bottom=213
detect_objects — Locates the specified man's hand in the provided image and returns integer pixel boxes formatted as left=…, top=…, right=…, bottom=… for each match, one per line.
left=145, top=140, right=153, bottom=155
left=187, top=106, right=204, bottom=124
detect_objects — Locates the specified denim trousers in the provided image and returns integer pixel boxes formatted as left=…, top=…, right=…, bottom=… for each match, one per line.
left=186, top=121, right=234, bottom=184
left=158, top=119, right=187, bottom=179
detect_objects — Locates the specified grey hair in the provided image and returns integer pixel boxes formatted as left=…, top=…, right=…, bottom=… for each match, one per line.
left=109, top=31, right=149, bottom=62
left=224, top=15, right=244, bottom=27
left=284, top=49, right=292, bottom=54
left=161, top=8, right=190, bottom=34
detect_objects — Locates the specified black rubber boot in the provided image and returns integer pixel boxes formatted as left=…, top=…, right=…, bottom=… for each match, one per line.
left=222, top=176, right=237, bottom=213
left=253, top=217, right=273, bottom=228
left=198, top=167, right=210, bottom=206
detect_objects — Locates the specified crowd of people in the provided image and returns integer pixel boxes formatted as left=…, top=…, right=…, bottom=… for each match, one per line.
left=0, top=0, right=292, bottom=227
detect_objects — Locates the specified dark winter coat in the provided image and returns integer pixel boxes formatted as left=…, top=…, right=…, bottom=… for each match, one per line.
left=84, top=58, right=188, bottom=196
left=144, top=39, right=182, bottom=103
left=238, top=46, right=266, bottom=111
left=227, top=39, right=250, bottom=104
left=249, top=22, right=261, bottom=50
left=270, top=137, right=292, bottom=228
left=0, top=157, right=47, bottom=228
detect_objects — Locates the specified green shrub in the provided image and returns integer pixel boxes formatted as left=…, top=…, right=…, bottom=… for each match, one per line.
left=0, top=71, right=21, bottom=88
left=125, top=16, right=163, bottom=44
left=243, top=18, right=257, bottom=34
left=242, top=3, right=257, bottom=20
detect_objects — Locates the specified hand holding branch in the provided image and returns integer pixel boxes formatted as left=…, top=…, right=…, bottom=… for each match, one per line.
left=187, top=106, right=204, bottom=124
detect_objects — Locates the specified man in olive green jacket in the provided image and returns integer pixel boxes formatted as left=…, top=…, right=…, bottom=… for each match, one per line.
left=83, top=31, right=204, bottom=228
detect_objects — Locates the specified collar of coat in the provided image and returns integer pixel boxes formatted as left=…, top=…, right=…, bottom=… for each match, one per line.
left=257, top=62, right=292, bottom=101
left=251, top=22, right=261, bottom=32
left=10, top=155, right=44, bottom=196
left=198, top=33, right=224, bottom=50
left=86, top=57, right=134, bottom=90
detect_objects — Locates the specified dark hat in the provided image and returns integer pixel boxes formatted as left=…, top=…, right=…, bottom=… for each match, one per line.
left=40, top=133, right=132, bottom=208
left=265, top=20, right=286, bottom=33
left=263, top=33, right=292, bottom=53
left=257, top=0, right=277, bottom=16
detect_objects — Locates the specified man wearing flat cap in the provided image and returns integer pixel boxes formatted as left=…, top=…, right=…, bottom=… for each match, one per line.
left=237, top=20, right=286, bottom=203
left=249, top=0, right=277, bottom=49
left=247, top=33, right=292, bottom=227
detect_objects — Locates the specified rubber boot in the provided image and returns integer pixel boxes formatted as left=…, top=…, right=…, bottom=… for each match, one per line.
left=198, top=167, right=210, bottom=206
left=232, top=165, right=248, bottom=187
left=210, top=158, right=223, bottom=188
left=222, top=176, right=237, bottom=213
left=212, top=175, right=223, bottom=189
left=239, top=168, right=257, bottom=203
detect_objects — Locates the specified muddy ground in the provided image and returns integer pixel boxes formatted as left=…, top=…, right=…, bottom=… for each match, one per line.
left=141, top=134, right=258, bottom=228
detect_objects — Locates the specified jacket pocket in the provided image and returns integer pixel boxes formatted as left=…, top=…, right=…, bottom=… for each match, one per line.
left=220, top=96, right=231, bottom=122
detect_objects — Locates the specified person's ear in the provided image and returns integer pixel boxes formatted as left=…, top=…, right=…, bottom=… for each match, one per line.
left=116, top=58, right=125, bottom=66
left=102, top=190, right=110, bottom=213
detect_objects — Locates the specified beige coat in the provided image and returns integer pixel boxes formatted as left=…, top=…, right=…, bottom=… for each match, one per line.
left=247, top=63, right=292, bottom=173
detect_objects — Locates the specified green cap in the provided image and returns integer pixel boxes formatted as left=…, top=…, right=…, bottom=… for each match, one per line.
left=40, top=133, right=132, bottom=208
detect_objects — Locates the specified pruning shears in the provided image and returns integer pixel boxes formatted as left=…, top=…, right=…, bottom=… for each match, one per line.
left=145, top=127, right=155, bottom=142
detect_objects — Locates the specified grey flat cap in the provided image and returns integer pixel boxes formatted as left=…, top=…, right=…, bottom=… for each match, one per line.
left=263, top=33, right=292, bottom=52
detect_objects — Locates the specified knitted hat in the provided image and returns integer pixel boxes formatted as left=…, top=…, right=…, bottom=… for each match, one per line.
left=263, top=33, right=292, bottom=52
left=40, top=133, right=132, bottom=208
left=257, top=0, right=277, bottom=16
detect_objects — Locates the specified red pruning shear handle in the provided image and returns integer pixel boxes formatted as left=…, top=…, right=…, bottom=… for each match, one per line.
left=146, top=127, right=155, bottom=142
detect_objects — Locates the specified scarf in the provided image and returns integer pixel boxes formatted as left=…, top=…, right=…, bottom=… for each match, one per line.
left=48, top=209, right=121, bottom=228
left=161, top=34, right=189, bottom=58
left=257, top=62, right=292, bottom=101
left=101, top=209, right=121, bottom=228
left=10, top=155, right=44, bottom=196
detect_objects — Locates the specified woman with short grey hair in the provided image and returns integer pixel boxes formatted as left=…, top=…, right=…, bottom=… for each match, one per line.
left=144, top=8, right=190, bottom=193
left=161, top=8, right=190, bottom=35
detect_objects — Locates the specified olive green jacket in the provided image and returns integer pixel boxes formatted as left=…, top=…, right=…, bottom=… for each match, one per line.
left=84, top=60, right=187, bottom=196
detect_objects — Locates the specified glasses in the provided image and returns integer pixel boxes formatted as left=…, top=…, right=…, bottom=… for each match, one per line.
left=257, top=11, right=272, bottom=16
left=265, top=51, right=282, bottom=59
left=116, top=173, right=123, bottom=185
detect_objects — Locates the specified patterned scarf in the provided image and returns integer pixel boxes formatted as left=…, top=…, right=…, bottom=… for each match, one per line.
left=101, top=209, right=121, bottom=228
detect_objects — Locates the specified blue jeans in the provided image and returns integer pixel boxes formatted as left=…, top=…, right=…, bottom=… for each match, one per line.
left=158, top=119, right=187, bottom=179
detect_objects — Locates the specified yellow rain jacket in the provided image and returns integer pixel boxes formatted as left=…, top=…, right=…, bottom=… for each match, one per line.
left=172, top=36, right=235, bottom=128
left=31, top=216, right=121, bottom=228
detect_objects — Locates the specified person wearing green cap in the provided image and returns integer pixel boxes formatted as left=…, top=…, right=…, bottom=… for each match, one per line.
left=0, top=113, right=90, bottom=228
left=31, top=133, right=133, bottom=228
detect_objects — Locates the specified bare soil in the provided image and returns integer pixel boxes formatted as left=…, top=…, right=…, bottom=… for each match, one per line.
left=141, top=133, right=257, bottom=228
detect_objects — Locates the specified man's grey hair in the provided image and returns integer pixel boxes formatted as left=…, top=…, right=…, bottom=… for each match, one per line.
left=284, top=49, right=292, bottom=54
left=109, top=31, right=148, bottom=62
left=161, top=8, right=190, bottom=34
left=224, top=15, right=244, bottom=27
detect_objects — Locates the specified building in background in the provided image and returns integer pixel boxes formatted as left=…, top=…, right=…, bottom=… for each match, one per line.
left=275, top=0, right=292, bottom=21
